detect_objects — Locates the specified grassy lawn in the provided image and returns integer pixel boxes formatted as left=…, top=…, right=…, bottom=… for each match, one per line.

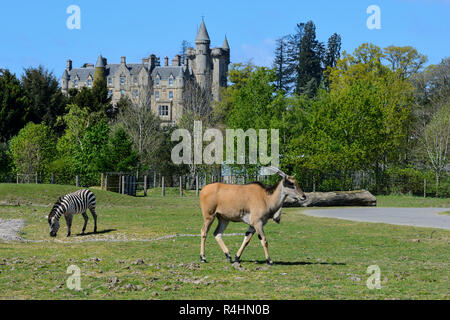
left=0, top=184, right=449, bottom=300
left=376, top=195, right=450, bottom=208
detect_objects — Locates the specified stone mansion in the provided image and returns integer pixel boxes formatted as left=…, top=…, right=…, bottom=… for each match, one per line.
left=60, top=20, right=230, bottom=123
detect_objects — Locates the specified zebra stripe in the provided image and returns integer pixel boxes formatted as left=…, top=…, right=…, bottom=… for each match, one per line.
left=49, top=189, right=97, bottom=237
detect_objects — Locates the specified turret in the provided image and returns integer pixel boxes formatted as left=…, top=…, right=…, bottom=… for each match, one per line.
left=94, top=54, right=106, bottom=85
left=61, top=69, right=69, bottom=93
left=195, top=19, right=211, bottom=88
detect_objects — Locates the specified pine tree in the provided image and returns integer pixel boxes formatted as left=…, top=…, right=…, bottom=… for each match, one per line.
left=296, top=21, right=323, bottom=97
left=273, top=36, right=290, bottom=92
left=285, top=22, right=305, bottom=94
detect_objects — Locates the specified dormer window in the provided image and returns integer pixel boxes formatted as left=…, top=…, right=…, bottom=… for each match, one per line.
left=120, top=77, right=125, bottom=85
left=169, top=78, right=173, bottom=86
left=133, top=77, right=137, bottom=84
left=74, top=79, right=79, bottom=87
left=155, top=78, right=160, bottom=86
left=87, top=79, right=92, bottom=87
left=155, top=91, right=160, bottom=100
left=108, top=78, right=112, bottom=86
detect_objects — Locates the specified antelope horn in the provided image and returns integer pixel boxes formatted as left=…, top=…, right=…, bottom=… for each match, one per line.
left=264, top=166, right=288, bottom=178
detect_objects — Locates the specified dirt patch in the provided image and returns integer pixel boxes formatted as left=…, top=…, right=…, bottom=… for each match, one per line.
left=0, top=219, right=25, bottom=241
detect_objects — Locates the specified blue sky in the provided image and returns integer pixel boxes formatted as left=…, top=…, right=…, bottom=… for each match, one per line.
left=1, top=0, right=449, bottom=79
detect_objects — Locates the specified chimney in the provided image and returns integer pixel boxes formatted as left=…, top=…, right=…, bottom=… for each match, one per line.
left=66, top=59, right=72, bottom=71
left=172, top=55, right=181, bottom=66
left=164, top=56, right=169, bottom=67
left=121, top=56, right=126, bottom=65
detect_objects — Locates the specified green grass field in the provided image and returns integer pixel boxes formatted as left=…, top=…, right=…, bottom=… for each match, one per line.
left=0, top=184, right=449, bottom=300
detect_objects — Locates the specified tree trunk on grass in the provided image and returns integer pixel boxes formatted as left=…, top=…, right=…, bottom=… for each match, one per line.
left=284, top=190, right=377, bottom=207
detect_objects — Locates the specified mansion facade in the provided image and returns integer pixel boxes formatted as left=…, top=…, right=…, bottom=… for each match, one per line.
left=60, top=20, right=230, bottom=123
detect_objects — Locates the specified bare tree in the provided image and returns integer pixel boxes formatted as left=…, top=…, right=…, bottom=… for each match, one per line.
left=116, top=85, right=163, bottom=172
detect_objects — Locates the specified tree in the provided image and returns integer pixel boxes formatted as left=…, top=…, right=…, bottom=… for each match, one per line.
left=9, top=122, right=56, bottom=181
left=418, top=102, right=449, bottom=197
left=21, top=66, right=66, bottom=131
left=273, top=36, right=290, bottom=92
left=384, top=46, right=427, bottom=79
left=116, top=87, right=163, bottom=172
left=0, top=69, right=29, bottom=142
left=284, top=22, right=305, bottom=94
left=179, top=40, right=192, bottom=65
left=72, top=120, right=110, bottom=186
left=295, top=21, right=324, bottom=97
left=324, top=33, right=342, bottom=70
left=108, top=126, right=139, bottom=172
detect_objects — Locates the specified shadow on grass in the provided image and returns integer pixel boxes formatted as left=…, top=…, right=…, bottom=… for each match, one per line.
left=241, top=260, right=346, bottom=266
left=76, top=229, right=117, bottom=237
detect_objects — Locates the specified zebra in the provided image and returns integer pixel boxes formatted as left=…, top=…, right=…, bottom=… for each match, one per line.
left=48, top=189, right=97, bottom=237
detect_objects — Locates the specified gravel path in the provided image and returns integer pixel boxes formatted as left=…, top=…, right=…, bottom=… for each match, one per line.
left=0, top=219, right=25, bottom=241
left=301, top=207, right=450, bottom=230
left=0, top=219, right=244, bottom=243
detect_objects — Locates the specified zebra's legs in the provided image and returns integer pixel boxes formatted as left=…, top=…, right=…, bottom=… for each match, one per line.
left=90, top=207, right=97, bottom=233
left=64, top=214, right=73, bottom=237
left=81, top=212, right=88, bottom=234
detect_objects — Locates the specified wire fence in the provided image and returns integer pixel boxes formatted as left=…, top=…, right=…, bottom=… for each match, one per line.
left=1, top=168, right=449, bottom=198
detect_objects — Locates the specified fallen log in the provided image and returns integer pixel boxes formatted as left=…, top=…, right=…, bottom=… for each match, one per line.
left=284, top=190, right=376, bottom=207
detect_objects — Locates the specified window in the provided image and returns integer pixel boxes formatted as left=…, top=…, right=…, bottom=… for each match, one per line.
left=133, top=77, right=137, bottom=84
left=158, top=105, right=169, bottom=116
left=120, top=77, right=125, bottom=85
left=155, top=78, right=160, bottom=86
left=169, top=78, right=173, bottom=86
left=120, top=90, right=125, bottom=97
left=108, top=78, right=112, bottom=86
left=169, top=91, right=173, bottom=100
left=108, top=90, right=112, bottom=98
left=87, top=79, right=92, bottom=87
left=132, top=89, right=138, bottom=98
left=74, top=79, right=78, bottom=87
left=155, top=91, right=159, bottom=100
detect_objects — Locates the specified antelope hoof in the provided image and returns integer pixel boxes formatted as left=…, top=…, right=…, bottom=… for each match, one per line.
left=267, top=259, right=274, bottom=266
left=234, top=256, right=241, bottom=263
left=273, top=217, right=280, bottom=224
left=200, top=255, right=207, bottom=263
left=225, top=253, right=233, bottom=263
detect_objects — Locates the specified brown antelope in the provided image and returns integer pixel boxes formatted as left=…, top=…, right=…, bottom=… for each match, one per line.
left=199, top=167, right=306, bottom=265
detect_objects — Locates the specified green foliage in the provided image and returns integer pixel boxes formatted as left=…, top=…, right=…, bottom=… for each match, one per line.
left=21, top=66, right=67, bottom=132
left=108, top=126, right=138, bottom=172
left=0, top=69, right=29, bottom=142
left=9, top=122, right=56, bottom=181
left=71, top=120, right=110, bottom=186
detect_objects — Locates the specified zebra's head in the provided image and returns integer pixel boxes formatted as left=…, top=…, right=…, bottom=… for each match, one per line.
left=48, top=197, right=62, bottom=237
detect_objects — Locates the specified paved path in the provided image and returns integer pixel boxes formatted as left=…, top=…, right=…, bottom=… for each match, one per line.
left=301, top=207, right=450, bottom=230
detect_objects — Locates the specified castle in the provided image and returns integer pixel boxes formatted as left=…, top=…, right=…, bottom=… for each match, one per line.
left=61, top=20, right=230, bottom=124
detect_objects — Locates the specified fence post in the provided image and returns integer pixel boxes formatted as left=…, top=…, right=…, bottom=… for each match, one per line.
left=16, top=173, right=18, bottom=184
left=162, top=176, right=165, bottom=197
left=424, top=178, right=427, bottom=198
left=144, top=175, right=148, bottom=197
left=76, top=175, right=79, bottom=187
left=105, top=174, right=108, bottom=191
left=153, top=171, right=156, bottom=188
left=101, top=173, right=104, bottom=190
left=179, top=176, right=183, bottom=197
left=196, top=175, right=199, bottom=196
left=51, top=173, right=55, bottom=185
left=122, top=176, right=126, bottom=195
